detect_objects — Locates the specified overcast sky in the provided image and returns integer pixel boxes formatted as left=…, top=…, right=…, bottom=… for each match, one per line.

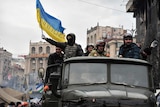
left=0, top=0, right=135, bottom=57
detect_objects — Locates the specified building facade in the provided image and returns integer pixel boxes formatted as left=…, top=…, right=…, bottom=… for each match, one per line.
left=126, top=0, right=160, bottom=88
left=0, top=48, right=12, bottom=85
left=25, top=41, right=56, bottom=74
left=11, top=58, right=25, bottom=91
left=0, top=48, right=25, bottom=91
left=24, top=41, right=56, bottom=89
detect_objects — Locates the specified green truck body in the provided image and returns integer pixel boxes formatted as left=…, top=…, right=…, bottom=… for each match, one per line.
left=41, top=57, right=156, bottom=107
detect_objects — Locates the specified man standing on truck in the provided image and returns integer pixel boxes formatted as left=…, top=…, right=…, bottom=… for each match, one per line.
left=118, top=33, right=141, bottom=59
left=89, top=40, right=109, bottom=57
left=118, top=33, right=156, bottom=60
left=42, top=33, right=83, bottom=59
left=44, top=46, right=64, bottom=92
left=44, top=47, right=64, bottom=84
left=83, top=44, right=94, bottom=56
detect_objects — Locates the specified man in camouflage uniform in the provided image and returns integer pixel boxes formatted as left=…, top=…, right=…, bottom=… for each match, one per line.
left=42, top=33, right=83, bottom=59
left=89, top=40, right=108, bottom=57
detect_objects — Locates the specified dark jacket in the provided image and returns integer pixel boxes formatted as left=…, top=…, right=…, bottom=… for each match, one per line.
left=84, top=51, right=90, bottom=56
left=45, top=52, right=64, bottom=84
left=119, top=43, right=140, bottom=59
left=47, top=52, right=64, bottom=65
left=45, top=38, right=83, bottom=59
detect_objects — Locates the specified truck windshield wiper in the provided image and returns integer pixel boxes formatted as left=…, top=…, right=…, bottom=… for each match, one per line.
left=113, top=82, right=136, bottom=88
left=70, top=82, right=106, bottom=85
left=88, top=82, right=106, bottom=85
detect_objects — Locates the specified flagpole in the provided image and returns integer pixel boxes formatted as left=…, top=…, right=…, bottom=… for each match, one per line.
left=41, top=28, right=44, bottom=35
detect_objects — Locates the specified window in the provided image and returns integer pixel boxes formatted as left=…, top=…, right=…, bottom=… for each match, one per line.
left=31, top=58, right=36, bottom=70
left=46, top=46, right=50, bottom=54
left=31, top=47, right=35, bottom=54
left=68, top=63, right=107, bottom=84
left=111, top=64, right=149, bottom=88
left=39, top=58, right=43, bottom=67
left=39, top=47, right=43, bottom=53
left=63, top=64, right=69, bottom=85
left=94, top=34, right=96, bottom=44
left=39, top=58, right=43, bottom=63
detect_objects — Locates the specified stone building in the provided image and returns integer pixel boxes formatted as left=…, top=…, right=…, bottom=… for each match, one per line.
left=11, top=58, right=25, bottom=91
left=126, top=0, right=160, bottom=88
left=24, top=41, right=56, bottom=89
left=25, top=41, right=56, bottom=74
left=0, top=48, right=25, bottom=91
left=0, top=48, right=12, bottom=85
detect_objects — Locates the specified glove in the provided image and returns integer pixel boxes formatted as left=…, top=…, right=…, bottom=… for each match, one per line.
left=143, top=47, right=152, bottom=55
left=150, top=40, right=158, bottom=48
left=44, top=85, right=49, bottom=92
left=140, top=51, right=148, bottom=60
left=42, top=34, right=46, bottom=40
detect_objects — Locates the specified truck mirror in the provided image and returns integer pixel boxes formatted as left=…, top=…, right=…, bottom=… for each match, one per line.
left=50, top=72, right=61, bottom=98
left=38, top=67, right=45, bottom=78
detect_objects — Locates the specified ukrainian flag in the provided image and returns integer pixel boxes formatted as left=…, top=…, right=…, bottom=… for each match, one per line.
left=36, top=0, right=66, bottom=42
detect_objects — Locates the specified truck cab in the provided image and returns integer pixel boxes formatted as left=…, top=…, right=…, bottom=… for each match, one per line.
left=41, top=57, right=156, bottom=107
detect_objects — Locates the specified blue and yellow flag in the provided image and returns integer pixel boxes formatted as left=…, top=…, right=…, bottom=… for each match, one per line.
left=36, top=0, right=66, bottom=42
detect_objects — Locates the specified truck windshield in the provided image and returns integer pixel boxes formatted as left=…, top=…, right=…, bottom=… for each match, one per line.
left=67, top=63, right=107, bottom=84
left=111, top=64, right=149, bottom=88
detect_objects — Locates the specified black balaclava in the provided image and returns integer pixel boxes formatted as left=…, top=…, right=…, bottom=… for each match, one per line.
left=66, top=33, right=76, bottom=46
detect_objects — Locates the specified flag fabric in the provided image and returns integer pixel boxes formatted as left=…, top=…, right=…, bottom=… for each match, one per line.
left=36, top=0, right=66, bottom=42
left=36, top=83, right=43, bottom=93
left=29, top=88, right=33, bottom=94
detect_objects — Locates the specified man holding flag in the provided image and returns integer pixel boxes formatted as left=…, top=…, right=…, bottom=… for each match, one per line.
left=42, top=33, right=84, bottom=59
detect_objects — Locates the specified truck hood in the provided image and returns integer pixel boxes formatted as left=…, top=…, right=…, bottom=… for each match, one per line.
left=62, top=84, right=155, bottom=101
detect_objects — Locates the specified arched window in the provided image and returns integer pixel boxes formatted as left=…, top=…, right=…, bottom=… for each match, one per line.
left=91, top=36, right=93, bottom=44
left=87, top=37, right=90, bottom=44
left=46, top=46, right=50, bottom=54
left=39, top=47, right=43, bottom=54
left=94, top=34, right=96, bottom=44
left=31, top=47, right=35, bottom=54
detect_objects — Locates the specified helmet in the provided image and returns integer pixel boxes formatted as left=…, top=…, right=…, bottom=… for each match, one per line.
left=123, top=33, right=133, bottom=40
left=96, top=40, right=106, bottom=47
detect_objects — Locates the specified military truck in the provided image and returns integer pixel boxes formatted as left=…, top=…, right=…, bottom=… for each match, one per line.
left=39, top=57, right=157, bottom=107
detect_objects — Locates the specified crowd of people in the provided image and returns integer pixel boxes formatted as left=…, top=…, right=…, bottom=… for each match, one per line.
left=0, top=101, right=29, bottom=107
left=0, top=101, right=42, bottom=107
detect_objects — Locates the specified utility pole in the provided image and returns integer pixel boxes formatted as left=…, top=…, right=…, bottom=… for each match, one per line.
left=127, top=23, right=136, bottom=36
